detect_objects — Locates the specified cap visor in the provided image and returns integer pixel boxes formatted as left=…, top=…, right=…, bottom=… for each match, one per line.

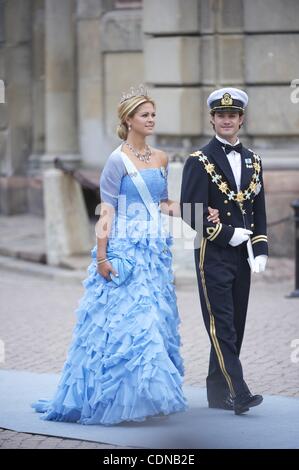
left=211, top=106, right=244, bottom=112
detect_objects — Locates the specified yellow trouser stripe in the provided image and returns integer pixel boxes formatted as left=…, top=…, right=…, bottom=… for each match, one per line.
left=199, top=239, right=235, bottom=397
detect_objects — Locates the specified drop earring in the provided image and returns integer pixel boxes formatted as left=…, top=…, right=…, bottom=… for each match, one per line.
left=128, top=124, right=132, bottom=131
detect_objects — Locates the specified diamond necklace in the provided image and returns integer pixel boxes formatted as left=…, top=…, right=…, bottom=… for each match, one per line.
left=124, top=141, right=152, bottom=163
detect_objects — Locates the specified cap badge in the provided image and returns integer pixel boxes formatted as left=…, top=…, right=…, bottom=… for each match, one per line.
left=221, top=93, right=233, bottom=106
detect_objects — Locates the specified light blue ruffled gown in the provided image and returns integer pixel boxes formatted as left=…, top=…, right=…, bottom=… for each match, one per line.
left=32, top=147, right=187, bottom=425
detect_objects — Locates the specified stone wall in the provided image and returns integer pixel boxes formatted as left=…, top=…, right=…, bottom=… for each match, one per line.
left=142, top=0, right=299, bottom=257
left=0, top=0, right=298, bottom=256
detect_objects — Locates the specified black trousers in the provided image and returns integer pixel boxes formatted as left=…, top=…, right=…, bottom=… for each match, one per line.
left=194, top=239, right=251, bottom=401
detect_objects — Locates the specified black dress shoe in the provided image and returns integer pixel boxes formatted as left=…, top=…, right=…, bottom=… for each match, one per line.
left=234, top=393, right=263, bottom=415
left=208, top=395, right=234, bottom=410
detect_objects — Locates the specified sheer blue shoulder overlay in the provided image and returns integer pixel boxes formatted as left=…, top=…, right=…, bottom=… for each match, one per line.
left=99, top=151, right=126, bottom=207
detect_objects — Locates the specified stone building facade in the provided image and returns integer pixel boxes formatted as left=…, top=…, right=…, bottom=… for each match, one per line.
left=0, top=0, right=298, bottom=256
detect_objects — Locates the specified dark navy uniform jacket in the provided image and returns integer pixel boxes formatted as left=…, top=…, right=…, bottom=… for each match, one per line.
left=180, top=136, right=268, bottom=257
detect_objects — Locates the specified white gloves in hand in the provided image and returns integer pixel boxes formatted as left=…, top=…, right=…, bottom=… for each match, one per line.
left=229, top=228, right=253, bottom=247
left=254, top=255, right=268, bottom=273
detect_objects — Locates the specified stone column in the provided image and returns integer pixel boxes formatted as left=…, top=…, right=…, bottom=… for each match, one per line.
left=31, top=0, right=46, bottom=157
left=0, top=0, right=6, bottom=179
left=76, top=0, right=109, bottom=167
left=42, top=0, right=79, bottom=167
left=42, top=0, right=92, bottom=264
left=77, top=0, right=145, bottom=165
left=0, top=0, right=32, bottom=214
left=43, top=168, right=92, bottom=266
left=27, top=0, right=46, bottom=216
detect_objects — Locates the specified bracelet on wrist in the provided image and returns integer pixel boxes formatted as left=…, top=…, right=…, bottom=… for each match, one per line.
left=97, top=258, right=108, bottom=265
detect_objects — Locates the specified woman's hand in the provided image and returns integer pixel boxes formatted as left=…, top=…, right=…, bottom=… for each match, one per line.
left=207, top=207, right=220, bottom=224
left=97, top=260, right=118, bottom=281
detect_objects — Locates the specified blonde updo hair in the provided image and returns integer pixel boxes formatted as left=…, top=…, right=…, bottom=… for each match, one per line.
left=117, top=94, right=155, bottom=140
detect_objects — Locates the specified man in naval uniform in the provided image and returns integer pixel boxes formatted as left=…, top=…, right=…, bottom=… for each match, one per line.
left=180, top=88, right=268, bottom=415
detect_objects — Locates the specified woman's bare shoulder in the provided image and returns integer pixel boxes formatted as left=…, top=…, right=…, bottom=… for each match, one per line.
left=151, top=147, right=169, bottom=167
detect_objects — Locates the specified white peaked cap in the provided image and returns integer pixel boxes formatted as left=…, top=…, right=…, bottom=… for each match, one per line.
left=207, top=87, right=248, bottom=111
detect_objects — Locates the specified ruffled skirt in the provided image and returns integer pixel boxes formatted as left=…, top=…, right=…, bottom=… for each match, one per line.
left=32, top=218, right=187, bottom=425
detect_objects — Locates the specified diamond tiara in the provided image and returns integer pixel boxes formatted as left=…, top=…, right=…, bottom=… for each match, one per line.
left=119, top=84, right=149, bottom=104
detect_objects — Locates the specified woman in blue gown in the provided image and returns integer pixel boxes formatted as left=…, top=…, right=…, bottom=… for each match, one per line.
left=32, top=86, right=219, bottom=425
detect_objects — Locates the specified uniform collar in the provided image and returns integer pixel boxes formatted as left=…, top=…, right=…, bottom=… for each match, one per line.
left=216, top=135, right=240, bottom=147
left=208, top=137, right=255, bottom=193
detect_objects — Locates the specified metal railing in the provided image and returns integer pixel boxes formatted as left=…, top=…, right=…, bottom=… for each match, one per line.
left=289, top=199, right=299, bottom=298
left=54, top=158, right=99, bottom=194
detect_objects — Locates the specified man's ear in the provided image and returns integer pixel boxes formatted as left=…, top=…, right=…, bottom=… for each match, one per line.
left=238, top=113, right=244, bottom=129
left=210, top=113, right=215, bottom=129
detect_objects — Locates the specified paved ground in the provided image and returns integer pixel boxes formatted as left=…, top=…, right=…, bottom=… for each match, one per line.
left=0, top=213, right=298, bottom=448
left=0, top=255, right=298, bottom=448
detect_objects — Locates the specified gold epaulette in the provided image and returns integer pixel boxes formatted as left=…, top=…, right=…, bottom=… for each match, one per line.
left=248, top=149, right=261, bottom=161
left=190, top=150, right=203, bottom=157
